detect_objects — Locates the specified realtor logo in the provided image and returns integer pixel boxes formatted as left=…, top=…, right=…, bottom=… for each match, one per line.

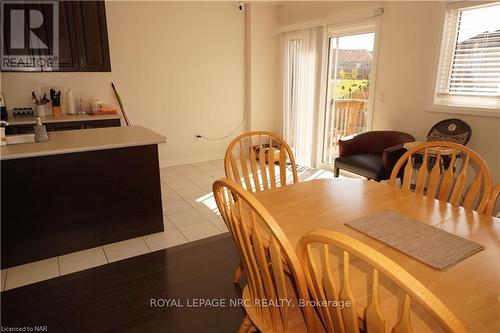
left=1, top=0, right=59, bottom=71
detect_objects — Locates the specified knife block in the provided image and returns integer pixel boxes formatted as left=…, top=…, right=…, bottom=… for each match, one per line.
left=52, top=106, right=62, bottom=116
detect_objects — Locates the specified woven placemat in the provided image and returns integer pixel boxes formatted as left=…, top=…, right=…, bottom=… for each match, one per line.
left=345, top=210, right=485, bottom=270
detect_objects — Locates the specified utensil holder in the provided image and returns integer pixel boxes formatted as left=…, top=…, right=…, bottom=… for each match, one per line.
left=36, top=105, right=46, bottom=117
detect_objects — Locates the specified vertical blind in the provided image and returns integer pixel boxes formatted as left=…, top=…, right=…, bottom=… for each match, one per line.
left=280, top=29, right=317, bottom=166
left=437, top=2, right=500, bottom=97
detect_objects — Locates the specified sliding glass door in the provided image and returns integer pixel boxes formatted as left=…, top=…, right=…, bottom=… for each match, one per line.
left=321, top=28, right=377, bottom=166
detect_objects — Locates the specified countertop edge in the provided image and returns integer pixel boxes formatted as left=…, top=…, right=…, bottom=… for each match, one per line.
left=0, top=139, right=166, bottom=161
left=0, top=126, right=166, bottom=161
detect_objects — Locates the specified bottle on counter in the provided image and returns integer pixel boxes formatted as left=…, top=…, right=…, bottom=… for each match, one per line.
left=34, top=118, right=50, bottom=143
left=66, top=90, right=76, bottom=114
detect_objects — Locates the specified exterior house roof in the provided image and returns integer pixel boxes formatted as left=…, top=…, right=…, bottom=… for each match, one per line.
left=337, top=49, right=373, bottom=63
left=458, top=29, right=500, bottom=48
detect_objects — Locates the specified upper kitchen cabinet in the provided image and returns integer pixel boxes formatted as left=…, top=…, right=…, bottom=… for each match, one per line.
left=72, top=1, right=111, bottom=72
left=58, top=0, right=111, bottom=72
left=58, top=1, right=80, bottom=71
left=2, top=0, right=111, bottom=72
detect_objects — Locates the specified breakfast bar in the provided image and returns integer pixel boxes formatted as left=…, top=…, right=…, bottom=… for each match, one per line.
left=0, top=126, right=166, bottom=268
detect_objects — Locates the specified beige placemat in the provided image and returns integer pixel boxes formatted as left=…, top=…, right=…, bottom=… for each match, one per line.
left=345, top=210, right=485, bottom=270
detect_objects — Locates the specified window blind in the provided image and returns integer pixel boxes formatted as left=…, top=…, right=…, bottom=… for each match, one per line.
left=280, top=29, right=317, bottom=166
left=437, top=2, right=500, bottom=97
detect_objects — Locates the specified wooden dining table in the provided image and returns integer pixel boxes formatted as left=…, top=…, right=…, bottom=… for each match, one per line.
left=255, top=178, right=499, bottom=333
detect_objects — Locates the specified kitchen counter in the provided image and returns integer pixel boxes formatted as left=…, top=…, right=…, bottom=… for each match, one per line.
left=6, top=113, right=121, bottom=126
left=1, top=125, right=166, bottom=268
left=0, top=125, right=166, bottom=160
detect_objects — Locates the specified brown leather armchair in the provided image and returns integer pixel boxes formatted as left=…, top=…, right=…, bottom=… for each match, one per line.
left=334, top=131, right=415, bottom=181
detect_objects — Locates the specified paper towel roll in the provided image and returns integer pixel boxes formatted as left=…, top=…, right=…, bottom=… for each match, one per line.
left=66, top=90, right=75, bottom=114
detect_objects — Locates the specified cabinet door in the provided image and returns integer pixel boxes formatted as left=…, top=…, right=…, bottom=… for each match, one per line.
left=1, top=1, right=111, bottom=72
left=5, top=125, right=35, bottom=135
left=57, top=1, right=79, bottom=71
left=1, top=2, right=55, bottom=72
left=46, top=121, right=84, bottom=132
left=73, top=1, right=111, bottom=72
left=84, top=119, right=121, bottom=129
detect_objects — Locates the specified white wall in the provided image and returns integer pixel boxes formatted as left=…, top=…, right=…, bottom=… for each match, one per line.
left=1, top=2, right=277, bottom=167
left=276, top=1, right=500, bottom=183
left=247, top=3, right=279, bottom=132
left=276, top=1, right=383, bottom=29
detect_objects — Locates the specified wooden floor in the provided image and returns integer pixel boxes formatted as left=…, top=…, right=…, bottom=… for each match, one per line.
left=1, top=234, right=246, bottom=333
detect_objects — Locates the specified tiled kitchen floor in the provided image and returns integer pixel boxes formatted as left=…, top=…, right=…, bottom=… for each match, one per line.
left=0, top=159, right=352, bottom=291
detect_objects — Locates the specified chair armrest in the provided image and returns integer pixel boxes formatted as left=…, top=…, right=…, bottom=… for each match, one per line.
left=383, top=143, right=406, bottom=155
left=382, top=143, right=408, bottom=179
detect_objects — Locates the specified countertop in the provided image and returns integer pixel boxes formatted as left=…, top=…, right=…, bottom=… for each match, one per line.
left=6, top=113, right=121, bottom=126
left=0, top=126, right=166, bottom=160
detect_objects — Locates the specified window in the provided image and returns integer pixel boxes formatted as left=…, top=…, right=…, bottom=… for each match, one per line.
left=434, top=2, right=500, bottom=112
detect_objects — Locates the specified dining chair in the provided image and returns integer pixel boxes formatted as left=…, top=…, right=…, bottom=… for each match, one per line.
left=213, top=178, right=319, bottom=333
left=224, top=131, right=299, bottom=283
left=388, top=141, right=492, bottom=212
left=224, top=131, right=299, bottom=193
left=485, top=183, right=500, bottom=216
left=299, top=229, right=467, bottom=333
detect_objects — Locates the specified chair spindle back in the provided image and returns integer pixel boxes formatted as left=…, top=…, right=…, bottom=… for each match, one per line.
left=299, top=230, right=467, bottom=333
left=485, top=183, right=500, bottom=217
left=388, top=141, right=491, bottom=212
left=213, top=178, right=316, bottom=332
left=224, top=131, right=299, bottom=193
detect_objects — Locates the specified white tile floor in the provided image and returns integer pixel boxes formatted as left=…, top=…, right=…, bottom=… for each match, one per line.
left=59, top=247, right=107, bottom=276
left=0, top=159, right=353, bottom=292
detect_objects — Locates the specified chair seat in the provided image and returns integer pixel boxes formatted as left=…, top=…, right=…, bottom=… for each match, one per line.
left=334, top=154, right=384, bottom=180
left=242, top=285, right=326, bottom=333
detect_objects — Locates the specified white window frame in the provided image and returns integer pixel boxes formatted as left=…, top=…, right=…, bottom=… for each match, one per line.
left=429, top=1, right=500, bottom=117
left=316, top=18, right=381, bottom=170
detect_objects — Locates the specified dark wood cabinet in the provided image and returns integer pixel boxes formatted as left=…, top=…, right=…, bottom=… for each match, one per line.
left=5, top=118, right=120, bottom=135
left=73, top=1, right=111, bottom=72
left=1, top=145, right=164, bottom=268
left=2, top=1, right=111, bottom=72
left=6, top=125, right=36, bottom=134
left=85, top=119, right=121, bottom=129
left=60, top=0, right=111, bottom=72
left=58, top=1, right=80, bottom=71
left=46, top=121, right=84, bottom=132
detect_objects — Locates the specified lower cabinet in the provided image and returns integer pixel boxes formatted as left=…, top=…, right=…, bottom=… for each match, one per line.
left=46, top=121, right=84, bottom=132
left=6, top=118, right=120, bottom=135
left=5, top=125, right=35, bottom=134
left=1, top=144, right=164, bottom=268
left=85, top=119, right=121, bottom=129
